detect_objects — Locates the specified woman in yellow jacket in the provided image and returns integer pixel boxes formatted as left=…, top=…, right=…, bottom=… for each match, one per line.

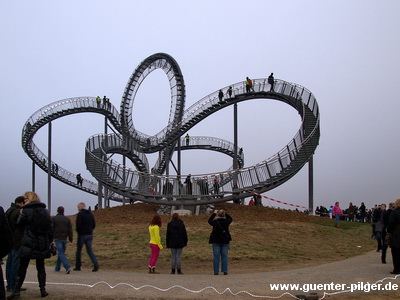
left=148, top=215, right=163, bottom=274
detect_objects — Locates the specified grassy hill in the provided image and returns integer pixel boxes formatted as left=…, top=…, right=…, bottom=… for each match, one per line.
left=50, top=203, right=375, bottom=274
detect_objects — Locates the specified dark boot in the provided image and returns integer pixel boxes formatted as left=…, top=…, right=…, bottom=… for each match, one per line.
left=151, top=267, right=159, bottom=274
left=40, top=288, right=49, bottom=298
left=177, top=269, right=183, bottom=275
left=7, top=277, right=21, bottom=299
left=171, top=268, right=175, bottom=274
left=7, top=291, right=20, bottom=300
left=38, top=273, right=48, bottom=297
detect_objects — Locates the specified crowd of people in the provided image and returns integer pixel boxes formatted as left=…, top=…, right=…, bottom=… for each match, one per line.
left=0, top=193, right=233, bottom=299
left=3, top=193, right=400, bottom=299
left=0, top=193, right=99, bottom=299
left=147, top=209, right=232, bottom=276
left=315, top=200, right=400, bottom=275
left=315, top=201, right=370, bottom=223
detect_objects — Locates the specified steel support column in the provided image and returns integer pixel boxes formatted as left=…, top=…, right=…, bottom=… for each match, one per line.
left=47, top=122, right=52, bottom=214
left=233, top=103, right=238, bottom=170
left=32, top=161, right=35, bottom=192
left=98, top=182, right=103, bottom=209
left=122, top=155, right=126, bottom=205
left=308, top=156, right=314, bottom=215
left=103, top=116, right=108, bottom=208
left=177, top=138, right=181, bottom=178
left=166, top=149, right=170, bottom=177
left=233, top=103, right=239, bottom=203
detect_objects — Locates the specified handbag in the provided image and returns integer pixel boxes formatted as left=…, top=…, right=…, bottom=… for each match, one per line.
left=384, top=233, right=392, bottom=246
left=50, top=243, right=57, bottom=256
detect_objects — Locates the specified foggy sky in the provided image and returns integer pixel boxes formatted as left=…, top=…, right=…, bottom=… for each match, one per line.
left=1, top=0, right=400, bottom=215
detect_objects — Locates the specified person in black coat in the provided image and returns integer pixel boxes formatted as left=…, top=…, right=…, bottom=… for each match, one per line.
left=387, top=199, right=400, bottom=274
left=74, top=202, right=99, bottom=272
left=0, top=206, right=13, bottom=300
left=5, top=196, right=26, bottom=293
left=166, top=213, right=188, bottom=275
left=8, top=192, right=52, bottom=299
left=382, top=202, right=394, bottom=264
left=208, top=209, right=232, bottom=275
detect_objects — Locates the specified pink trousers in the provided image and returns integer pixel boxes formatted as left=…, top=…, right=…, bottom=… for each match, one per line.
left=149, top=243, right=160, bottom=268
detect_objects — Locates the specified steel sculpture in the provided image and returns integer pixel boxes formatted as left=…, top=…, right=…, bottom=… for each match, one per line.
left=22, top=53, right=320, bottom=206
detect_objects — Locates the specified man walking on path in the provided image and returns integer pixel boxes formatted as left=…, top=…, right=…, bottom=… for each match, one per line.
left=74, top=202, right=99, bottom=272
left=52, top=206, right=73, bottom=274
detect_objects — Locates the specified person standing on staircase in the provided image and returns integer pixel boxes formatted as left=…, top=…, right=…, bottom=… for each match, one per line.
left=102, top=96, right=107, bottom=109
left=218, top=90, right=224, bottom=102
left=185, top=134, right=190, bottom=146
left=184, top=174, right=192, bottom=195
left=268, top=73, right=275, bottom=92
left=245, top=77, right=253, bottom=93
left=76, top=174, right=83, bottom=186
left=226, top=86, right=233, bottom=98
left=96, top=96, right=101, bottom=108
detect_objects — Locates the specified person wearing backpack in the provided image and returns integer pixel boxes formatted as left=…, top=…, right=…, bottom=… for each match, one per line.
left=8, top=192, right=52, bottom=299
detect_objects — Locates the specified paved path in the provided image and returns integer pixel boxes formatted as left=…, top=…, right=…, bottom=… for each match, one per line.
left=10, top=251, right=400, bottom=299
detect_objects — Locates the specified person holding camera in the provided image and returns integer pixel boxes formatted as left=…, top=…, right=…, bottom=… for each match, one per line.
left=52, top=206, right=73, bottom=274
left=208, top=209, right=232, bottom=275
left=8, top=191, right=53, bottom=299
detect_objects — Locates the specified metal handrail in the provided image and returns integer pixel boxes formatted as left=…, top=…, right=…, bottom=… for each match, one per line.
left=84, top=78, right=319, bottom=201
left=150, top=135, right=245, bottom=175
left=22, top=71, right=319, bottom=204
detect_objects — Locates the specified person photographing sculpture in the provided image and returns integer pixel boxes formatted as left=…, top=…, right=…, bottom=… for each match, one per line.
left=208, top=209, right=232, bottom=275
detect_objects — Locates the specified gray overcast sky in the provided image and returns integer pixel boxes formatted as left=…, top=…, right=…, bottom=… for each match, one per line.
left=1, top=0, right=400, bottom=215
